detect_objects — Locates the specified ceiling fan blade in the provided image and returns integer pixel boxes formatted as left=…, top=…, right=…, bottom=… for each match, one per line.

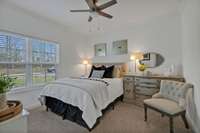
left=85, top=0, right=96, bottom=10
left=97, top=11, right=113, bottom=19
left=88, top=16, right=93, bottom=22
left=70, top=9, right=91, bottom=12
left=98, top=0, right=117, bottom=10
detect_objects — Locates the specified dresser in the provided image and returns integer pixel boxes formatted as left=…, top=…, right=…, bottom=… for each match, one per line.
left=123, top=74, right=185, bottom=106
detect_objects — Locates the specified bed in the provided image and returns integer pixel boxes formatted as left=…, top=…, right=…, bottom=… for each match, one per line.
left=39, top=64, right=127, bottom=130
left=39, top=78, right=124, bottom=130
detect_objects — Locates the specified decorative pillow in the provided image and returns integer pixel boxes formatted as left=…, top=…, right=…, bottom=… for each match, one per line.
left=103, top=65, right=115, bottom=78
left=112, top=64, right=128, bottom=78
left=90, top=70, right=105, bottom=79
left=88, top=65, right=106, bottom=78
left=112, top=67, right=121, bottom=78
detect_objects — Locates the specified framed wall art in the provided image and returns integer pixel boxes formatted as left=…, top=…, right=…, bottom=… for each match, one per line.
left=112, top=40, right=128, bottom=55
left=94, top=43, right=107, bottom=57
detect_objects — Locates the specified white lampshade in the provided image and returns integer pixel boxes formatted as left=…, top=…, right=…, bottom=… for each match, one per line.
left=82, top=60, right=89, bottom=65
left=130, top=52, right=144, bottom=61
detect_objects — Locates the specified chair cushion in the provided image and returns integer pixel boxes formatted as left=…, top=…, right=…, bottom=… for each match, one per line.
left=144, top=98, right=185, bottom=115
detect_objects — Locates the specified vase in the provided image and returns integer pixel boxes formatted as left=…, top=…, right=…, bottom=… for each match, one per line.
left=0, top=93, right=8, bottom=112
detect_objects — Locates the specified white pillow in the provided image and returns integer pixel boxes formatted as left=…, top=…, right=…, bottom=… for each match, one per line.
left=90, top=70, right=105, bottom=78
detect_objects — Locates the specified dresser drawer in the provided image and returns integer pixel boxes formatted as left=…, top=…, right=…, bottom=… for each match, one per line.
left=135, top=78, right=159, bottom=84
left=135, top=87, right=159, bottom=96
left=124, top=76, right=134, bottom=82
left=135, top=83, right=159, bottom=88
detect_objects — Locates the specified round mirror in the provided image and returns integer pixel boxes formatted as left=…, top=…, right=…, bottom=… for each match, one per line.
left=139, top=52, right=164, bottom=68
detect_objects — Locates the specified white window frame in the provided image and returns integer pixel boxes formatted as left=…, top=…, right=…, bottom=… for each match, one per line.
left=0, top=31, right=60, bottom=90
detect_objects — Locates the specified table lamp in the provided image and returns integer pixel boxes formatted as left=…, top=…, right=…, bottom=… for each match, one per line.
left=82, top=60, right=89, bottom=76
left=130, top=52, right=143, bottom=73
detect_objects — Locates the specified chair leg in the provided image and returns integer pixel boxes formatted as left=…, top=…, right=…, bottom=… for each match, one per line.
left=144, top=104, right=147, bottom=121
left=181, top=113, right=189, bottom=129
left=169, top=117, right=174, bottom=133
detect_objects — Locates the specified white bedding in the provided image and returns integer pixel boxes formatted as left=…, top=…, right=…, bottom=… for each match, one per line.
left=103, top=78, right=123, bottom=106
left=39, top=77, right=123, bottom=129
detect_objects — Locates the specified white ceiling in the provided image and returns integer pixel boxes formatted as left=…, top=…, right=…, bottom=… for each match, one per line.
left=3, top=0, right=182, bottom=35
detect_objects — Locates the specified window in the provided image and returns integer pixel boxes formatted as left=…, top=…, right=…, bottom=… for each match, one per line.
left=0, top=35, right=8, bottom=62
left=32, top=64, right=46, bottom=84
left=45, top=64, right=56, bottom=82
left=8, top=64, right=26, bottom=87
left=0, top=32, right=59, bottom=88
left=0, top=34, right=26, bottom=87
left=31, top=39, right=57, bottom=85
left=32, top=64, right=56, bottom=84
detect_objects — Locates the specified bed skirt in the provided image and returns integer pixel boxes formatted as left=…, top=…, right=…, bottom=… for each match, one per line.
left=45, top=95, right=123, bottom=131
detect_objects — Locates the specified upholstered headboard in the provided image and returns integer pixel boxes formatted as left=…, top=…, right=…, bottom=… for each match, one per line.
left=92, top=63, right=128, bottom=78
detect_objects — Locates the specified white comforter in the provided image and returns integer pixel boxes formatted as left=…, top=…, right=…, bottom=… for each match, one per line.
left=40, top=78, right=110, bottom=128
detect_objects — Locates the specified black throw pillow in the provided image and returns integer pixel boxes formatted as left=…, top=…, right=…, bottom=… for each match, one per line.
left=89, top=65, right=106, bottom=78
left=103, top=65, right=115, bottom=78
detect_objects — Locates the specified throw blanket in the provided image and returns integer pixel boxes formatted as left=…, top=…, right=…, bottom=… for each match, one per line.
left=40, top=78, right=109, bottom=128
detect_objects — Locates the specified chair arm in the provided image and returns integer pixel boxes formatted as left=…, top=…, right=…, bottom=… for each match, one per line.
left=152, top=93, right=163, bottom=98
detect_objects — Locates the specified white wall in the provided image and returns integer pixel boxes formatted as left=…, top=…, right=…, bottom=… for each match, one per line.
left=90, top=13, right=183, bottom=75
left=0, top=1, right=91, bottom=109
left=0, top=1, right=91, bottom=78
left=7, top=88, right=42, bottom=109
left=182, top=0, right=200, bottom=132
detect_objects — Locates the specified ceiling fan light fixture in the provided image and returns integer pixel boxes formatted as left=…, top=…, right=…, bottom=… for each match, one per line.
left=70, top=0, right=117, bottom=22
left=90, top=12, right=99, bottom=18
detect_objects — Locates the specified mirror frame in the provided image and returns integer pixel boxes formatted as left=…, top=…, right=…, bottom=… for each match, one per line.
left=139, top=52, right=164, bottom=68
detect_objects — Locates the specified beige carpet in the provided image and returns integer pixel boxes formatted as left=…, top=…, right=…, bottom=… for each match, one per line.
left=28, top=102, right=192, bottom=133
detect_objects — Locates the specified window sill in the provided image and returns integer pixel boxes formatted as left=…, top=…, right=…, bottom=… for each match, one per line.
left=8, top=84, right=45, bottom=94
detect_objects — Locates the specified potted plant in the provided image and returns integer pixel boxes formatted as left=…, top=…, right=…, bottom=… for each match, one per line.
left=0, top=74, right=15, bottom=112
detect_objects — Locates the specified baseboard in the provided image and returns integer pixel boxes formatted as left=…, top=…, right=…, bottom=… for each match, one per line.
left=25, top=103, right=41, bottom=111
left=186, top=112, right=200, bottom=133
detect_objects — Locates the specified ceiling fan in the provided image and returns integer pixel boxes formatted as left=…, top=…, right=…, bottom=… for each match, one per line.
left=70, top=0, right=117, bottom=22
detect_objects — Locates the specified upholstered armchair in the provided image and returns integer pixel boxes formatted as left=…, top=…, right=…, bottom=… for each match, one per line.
left=143, top=80, right=193, bottom=133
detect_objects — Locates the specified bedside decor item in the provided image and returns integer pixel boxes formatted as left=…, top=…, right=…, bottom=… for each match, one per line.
left=164, top=64, right=179, bottom=76
left=0, top=74, right=15, bottom=112
left=82, top=59, right=89, bottom=76
left=138, top=64, right=146, bottom=72
left=139, top=52, right=164, bottom=68
left=130, top=52, right=144, bottom=73
left=112, top=40, right=128, bottom=55
left=94, top=43, right=107, bottom=57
